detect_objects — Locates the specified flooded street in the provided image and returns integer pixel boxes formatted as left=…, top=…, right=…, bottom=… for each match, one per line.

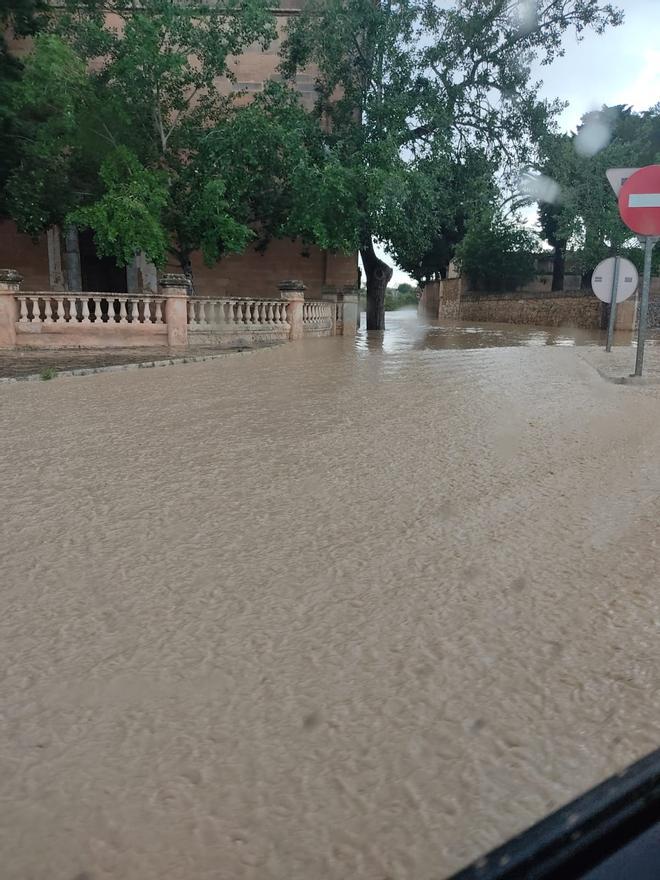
left=363, top=305, right=635, bottom=353
left=2, top=312, right=660, bottom=880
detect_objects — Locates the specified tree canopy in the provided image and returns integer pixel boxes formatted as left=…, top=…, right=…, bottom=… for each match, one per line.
left=281, top=0, right=623, bottom=327
left=535, top=104, right=660, bottom=284
left=4, top=0, right=279, bottom=277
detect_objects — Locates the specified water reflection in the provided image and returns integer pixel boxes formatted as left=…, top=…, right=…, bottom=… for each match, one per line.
left=356, top=306, right=644, bottom=354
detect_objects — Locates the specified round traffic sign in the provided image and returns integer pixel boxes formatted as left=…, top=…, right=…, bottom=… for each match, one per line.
left=591, top=257, right=639, bottom=303
left=619, top=165, right=660, bottom=236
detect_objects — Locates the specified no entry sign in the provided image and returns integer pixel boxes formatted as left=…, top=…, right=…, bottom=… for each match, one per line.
left=619, top=165, right=660, bottom=236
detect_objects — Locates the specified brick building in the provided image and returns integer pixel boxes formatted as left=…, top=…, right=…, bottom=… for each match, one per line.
left=0, top=3, right=357, bottom=297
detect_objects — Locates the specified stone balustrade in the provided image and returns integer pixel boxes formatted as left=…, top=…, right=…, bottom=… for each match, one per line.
left=302, top=300, right=333, bottom=335
left=16, top=293, right=166, bottom=326
left=0, top=269, right=358, bottom=351
left=188, top=298, right=289, bottom=329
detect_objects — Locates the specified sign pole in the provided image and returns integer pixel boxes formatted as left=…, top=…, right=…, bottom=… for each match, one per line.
left=634, top=236, right=656, bottom=377
left=605, top=255, right=620, bottom=353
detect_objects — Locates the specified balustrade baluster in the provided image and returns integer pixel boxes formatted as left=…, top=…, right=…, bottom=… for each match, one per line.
left=18, top=297, right=28, bottom=323
left=154, top=300, right=163, bottom=323
left=53, top=298, right=63, bottom=322
left=80, top=299, right=90, bottom=324
left=236, top=301, right=244, bottom=323
left=118, top=299, right=127, bottom=324
left=266, top=302, right=274, bottom=324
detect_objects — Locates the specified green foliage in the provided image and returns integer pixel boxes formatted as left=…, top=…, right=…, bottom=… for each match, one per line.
left=537, top=105, right=660, bottom=278
left=391, top=147, right=498, bottom=283
left=3, top=35, right=93, bottom=230
left=385, top=286, right=418, bottom=310
left=39, top=366, right=57, bottom=380
left=6, top=0, right=277, bottom=271
left=68, top=147, right=169, bottom=267
left=456, top=209, right=537, bottom=292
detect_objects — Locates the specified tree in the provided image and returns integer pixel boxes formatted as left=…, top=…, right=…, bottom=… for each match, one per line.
left=535, top=105, right=660, bottom=284
left=391, top=147, right=497, bottom=283
left=281, top=0, right=622, bottom=330
left=0, top=0, right=47, bottom=215
left=455, top=206, right=537, bottom=292
left=6, top=0, right=277, bottom=280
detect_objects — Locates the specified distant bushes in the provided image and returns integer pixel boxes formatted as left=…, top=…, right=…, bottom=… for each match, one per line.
left=455, top=209, right=537, bottom=293
left=384, top=283, right=419, bottom=311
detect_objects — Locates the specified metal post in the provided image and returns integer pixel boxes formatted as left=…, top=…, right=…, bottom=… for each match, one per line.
left=605, top=255, right=620, bottom=352
left=634, top=237, right=656, bottom=377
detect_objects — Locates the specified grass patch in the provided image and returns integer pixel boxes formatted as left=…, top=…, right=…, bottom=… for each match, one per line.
left=40, top=367, right=58, bottom=381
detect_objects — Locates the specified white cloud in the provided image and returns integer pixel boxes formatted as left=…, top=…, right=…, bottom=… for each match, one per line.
left=614, top=49, right=660, bottom=112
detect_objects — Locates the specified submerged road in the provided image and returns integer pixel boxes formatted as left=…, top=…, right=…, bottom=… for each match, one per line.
left=2, top=312, right=660, bottom=879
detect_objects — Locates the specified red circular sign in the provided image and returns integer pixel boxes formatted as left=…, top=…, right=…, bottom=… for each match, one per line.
left=619, top=165, right=660, bottom=236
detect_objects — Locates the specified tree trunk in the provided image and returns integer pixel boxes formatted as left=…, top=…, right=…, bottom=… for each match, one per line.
left=361, top=238, right=393, bottom=331
left=551, top=241, right=566, bottom=292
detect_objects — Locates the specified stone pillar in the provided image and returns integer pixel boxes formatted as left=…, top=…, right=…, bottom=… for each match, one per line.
left=321, top=288, right=339, bottom=335
left=278, top=280, right=305, bottom=341
left=128, top=252, right=159, bottom=294
left=63, top=225, right=82, bottom=291
left=341, top=285, right=359, bottom=336
left=159, top=273, right=190, bottom=348
left=0, top=269, right=22, bottom=349
left=47, top=226, right=65, bottom=291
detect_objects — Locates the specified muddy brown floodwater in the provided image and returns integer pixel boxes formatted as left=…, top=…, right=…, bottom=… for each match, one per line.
left=2, top=311, right=660, bottom=880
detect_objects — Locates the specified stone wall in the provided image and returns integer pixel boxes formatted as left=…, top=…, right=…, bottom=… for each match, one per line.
left=439, top=278, right=462, bottom=319
left=418, top=280, right=440, bottom=317
left=419, top=278, right=463, bottom=319
left=459, top=290, right=604, bottom=329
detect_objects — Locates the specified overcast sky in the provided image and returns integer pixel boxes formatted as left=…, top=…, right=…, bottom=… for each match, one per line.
left=381, top=0, right=660, bottom=286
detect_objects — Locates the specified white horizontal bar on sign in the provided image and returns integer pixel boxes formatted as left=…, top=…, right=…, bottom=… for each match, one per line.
left=629, top=194, right=660, bottom=208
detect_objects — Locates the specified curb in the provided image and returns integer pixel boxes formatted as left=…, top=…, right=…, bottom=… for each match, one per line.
left=0, top=345, right=279, bottom=385
left=577, top=352, right=660, bottom=386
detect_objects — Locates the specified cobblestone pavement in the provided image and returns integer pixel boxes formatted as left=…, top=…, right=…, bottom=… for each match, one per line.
left=2, top=317, right=660, bottom=880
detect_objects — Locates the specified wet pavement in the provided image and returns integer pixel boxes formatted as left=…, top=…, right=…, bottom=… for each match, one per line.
left=0, top=344, right=263, bottom=380
left=2, top=311, right=660, bottom=880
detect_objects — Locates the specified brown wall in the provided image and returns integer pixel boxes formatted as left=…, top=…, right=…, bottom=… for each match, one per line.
left=0, top=219, right=356, bottom=296
left=167, top=240, right=356, bottom=299
left=0, top=222, right=50, bottom=291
